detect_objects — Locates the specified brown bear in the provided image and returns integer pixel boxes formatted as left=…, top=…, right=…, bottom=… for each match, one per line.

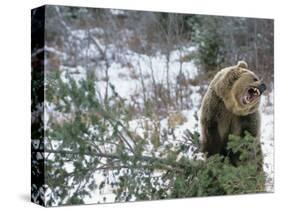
left=200, top=61, right=266, bottom=166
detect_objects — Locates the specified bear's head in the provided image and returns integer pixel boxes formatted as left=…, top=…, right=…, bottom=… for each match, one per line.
left=212, top=61, right=266, bottom=116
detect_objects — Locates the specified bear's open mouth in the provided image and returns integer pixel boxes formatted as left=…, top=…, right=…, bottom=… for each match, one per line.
left=242, top=87, right=260, bottom=105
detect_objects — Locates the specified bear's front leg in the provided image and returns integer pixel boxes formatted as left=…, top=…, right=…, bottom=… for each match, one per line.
left=201, top=120, right=224, bottom=157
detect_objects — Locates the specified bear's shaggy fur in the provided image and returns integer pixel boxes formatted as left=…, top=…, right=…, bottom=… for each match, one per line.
left=200, top=61, right=266, bottom=166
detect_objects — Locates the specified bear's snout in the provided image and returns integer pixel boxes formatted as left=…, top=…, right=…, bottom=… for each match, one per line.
left=259, top=83, right=267, bottom=94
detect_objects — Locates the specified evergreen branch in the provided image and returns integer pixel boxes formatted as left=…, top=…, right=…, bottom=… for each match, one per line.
left=35, top=149, right=186, bottom=173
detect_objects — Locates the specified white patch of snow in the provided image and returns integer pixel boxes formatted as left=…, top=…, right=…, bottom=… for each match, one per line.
left=260, top=92, right=274, bottom=191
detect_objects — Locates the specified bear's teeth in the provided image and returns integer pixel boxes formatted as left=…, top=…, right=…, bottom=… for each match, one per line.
left=255, top=88, right=260, bottom=96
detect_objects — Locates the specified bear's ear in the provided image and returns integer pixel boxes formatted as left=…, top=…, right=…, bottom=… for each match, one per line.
left=237, top=61, right=248, bottom=69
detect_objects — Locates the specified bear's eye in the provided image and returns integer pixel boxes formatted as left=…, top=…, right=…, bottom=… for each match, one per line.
left=253, top=78, right=258, bottom=82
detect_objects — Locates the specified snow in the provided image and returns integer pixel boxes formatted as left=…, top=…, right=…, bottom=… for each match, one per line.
left=110, top=9, right=125, bottom=16
left=260, top=92, right=274, bottom=191
left=46, top=43, right=202, bottom=204
left=93, top=47, right=198, bottom=106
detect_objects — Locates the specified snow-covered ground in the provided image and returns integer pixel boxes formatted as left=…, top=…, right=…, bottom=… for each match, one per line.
left=260, top=91, right=274, bottom=192
left=81, top=47, right=201, bottom=204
